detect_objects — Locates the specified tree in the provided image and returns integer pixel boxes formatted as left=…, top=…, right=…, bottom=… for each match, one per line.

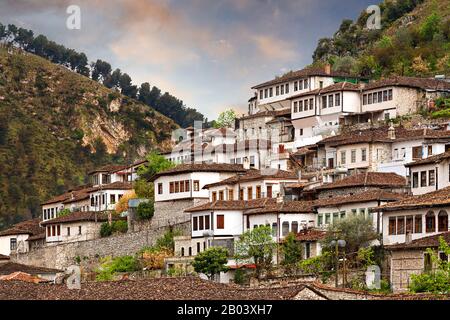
left=409, top=237, right=450, bottom=294
left=234, top=226, right=276, bottom=279
left=213, top=109, right=236, bottom=129
left=119, top=73, right=137, bottom=98
left=136, top=201, right=154, bottom=220
left=91, top=59, right=112, bottom=82
left=321, top=215, right=379, bottom=259
left=192, top=247, right=229, bottom=280
left=137, top=151, right=174, bottom=181
left=115, top=190, right=137, bottom=214
left=419, top=12, right=442, bottom=41
left=281, top=232, right=302, bottom=275
left=104, top=68, right=122, bottom=89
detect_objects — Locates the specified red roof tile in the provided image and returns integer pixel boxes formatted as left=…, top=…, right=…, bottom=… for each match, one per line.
left=313, top=190, right=407, bottom=208
left=379, top=187, right=450, bottom=211
left=0, top=262, right=62, bottom=275
left=385, top=231, right=450, bottom=250
left=295, top=229, right=327, bottom=241
left=150, top=163, right=247, bottom=181
left=185, top=198, right=275, bottom=213
left=0, top=218, right=43, bottom=237
left=40, top=211, right=124, bottom=226
left=244, top=200, right=314, bottom=215
left=405, top=151, right=450, bottom=167
left=315, top=172, right=407, bottom=191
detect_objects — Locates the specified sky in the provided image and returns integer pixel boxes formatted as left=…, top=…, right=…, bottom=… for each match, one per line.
left=0, top=0, right=375, bottom=120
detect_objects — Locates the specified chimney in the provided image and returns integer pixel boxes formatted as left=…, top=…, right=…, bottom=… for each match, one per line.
left=324, top=63, right=331, bottom=75
left=388, top=123, right=396, bottom=140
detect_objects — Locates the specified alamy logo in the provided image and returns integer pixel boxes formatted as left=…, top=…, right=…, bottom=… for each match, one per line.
left=366, top=5, right=381, bottom=30
left=66, top=5, right=81, bottom=30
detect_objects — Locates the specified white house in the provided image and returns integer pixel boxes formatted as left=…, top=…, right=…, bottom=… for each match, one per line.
left=203, top=168, right=300, bottom=201
left=379, top=187, right=450, bottom=246
left=88, top=182, right=133, bottom=212
left=0, top=218, right=43, bottom=256
left=405, top=151, right=450, bottom=196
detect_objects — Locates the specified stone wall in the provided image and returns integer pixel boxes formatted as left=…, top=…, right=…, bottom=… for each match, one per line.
left=11, top=221, right=190, bottom=270
left=389, top=249, right=424, bottom=292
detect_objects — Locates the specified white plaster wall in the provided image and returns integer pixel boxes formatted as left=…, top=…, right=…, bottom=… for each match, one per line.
left=191, top=210, right=243, bottom=238
left=0, top=234, right=30, bottom=256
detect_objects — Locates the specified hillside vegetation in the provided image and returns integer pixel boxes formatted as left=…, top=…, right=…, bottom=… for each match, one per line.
left=0, top=46, right=177, bottom=228
left=313, top=0, right=450, bottom=78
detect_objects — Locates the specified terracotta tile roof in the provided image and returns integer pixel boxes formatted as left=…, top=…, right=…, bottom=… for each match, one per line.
left=27, top=232, right=46, bottom=241
left=313, top=190, right=407, bottom=208
left=203, top=169, right=298, bottom=189
left=288, top=82, right=361, bottom=100
left=0, top=254, right=10, bottom=260
left=379, top=186, right=450, bottom=211
left=315, top=172, right=407, bottom=191
left=295, top=229, right=327, bottom=241
left=363, top=76, right=450, bottom=91
left=244, top=200, right=314, bottom=215
left=40, top=211, right=123, bottom=226
left=0, top=218, right=43, bottom=237
left=0, top=272, right=49, bottom=283
left=239, top=108, right=291, bottom=121
left=91, top=182, right=133, bottom=191
left=0, top=262, right=61, bottom=275
left=318, top=126, right=450, bottom=147
left=185, top=198, right=275, bottom=213
left=251, top=66, right=355, bottom=89
left=88, top=165, right=128, bottom=175
left=210, top=139, right=272, bottom=154
left=150, top=163, right=247, bottom=181
left=385, top=231, right=450, bottom=251
left=405, top=151, right=450, bottom=167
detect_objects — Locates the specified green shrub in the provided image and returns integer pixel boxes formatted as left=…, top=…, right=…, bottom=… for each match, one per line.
left=100, top=222, right=112, bottom=237
left=95, top=255, right=141, bottom=281
left=233, top=268, right=247, bottom=285
left=136, top=201, right=154, bottom=220
left=409, top=271, right=450, bottom=294
left=155, top=229, right=181, bottom=251
left=112, top=220, right=128, bottom=233
left=431, top=108, right=450, bottom=119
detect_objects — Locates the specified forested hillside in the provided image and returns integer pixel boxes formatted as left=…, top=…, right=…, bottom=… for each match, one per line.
left=313, top=0, right=449, bottom=78
left=0, top=46, right=177, bottom=228
left=0, top=22, right=206, bottom=128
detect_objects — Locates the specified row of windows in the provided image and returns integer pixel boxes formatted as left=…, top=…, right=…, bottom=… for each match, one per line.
left=293, top=98, right=314, bottom=113
left=180, top=241, right=207, bottom=257
left=388, top=211, right=448, bottom=235
left=46, top=225, right=83, bottom=237
left=193, top=214, right=224, bottom=231
left=162, top=180, right=200, bottom=195
left=318, top=209, right=370, bottom=226
left=322, top=93, right=341, bottom=109
left=259, top=79, right=310, bottom=100
left=90, top=193, right=122, bottom=207
left=340, top=148, right=367, bottom=165
left=43, top=207, right=59, bottom=220
left=362, top=89, right=393, bottom=105
left=230, top=156, right=255, bottom=166
left=412, top=170, right=436, bottom=188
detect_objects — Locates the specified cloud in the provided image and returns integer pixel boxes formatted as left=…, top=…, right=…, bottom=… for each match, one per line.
left=251, top=35, right=296, bottom=61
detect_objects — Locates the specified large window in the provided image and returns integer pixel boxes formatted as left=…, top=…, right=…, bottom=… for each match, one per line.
left=282, top=222, right=289, bottom=237
left=193, top=180, right=200, bottom=191
left=217, top=215, right=225, bottom=229
left=397, top=217, right=405, bottom=234
left=193, top=217, right=198, bottom=231
left=438, top=210, right=448, bottom=232
left=247, top=187, right=253, bottom=200
left=415, top=215, right=422, bottom=233
left=335, top=93, right=341, bottom=106
left=291, top=221, right=299, bottom=234
left=426, top=211, right=436, bottom=233
left=361, top=148, right=367, bottom=162
left=340, top=151, right=346, bottom=165
left=351, top=150, right=356, bottom=163
left=389, top=218, right=396, bottom=235
left=10, top=238, right=17, bottom=251
left=412, top=172, right=419, bottom=188
left=420, top=171, right=427, bottom=187
left=429, top=170, right=435, bottom=186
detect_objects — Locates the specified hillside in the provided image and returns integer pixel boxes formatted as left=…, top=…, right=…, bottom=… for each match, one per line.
left=0, top=46, right=177, bottom=228
left=313, top=0, right=450, bottom=78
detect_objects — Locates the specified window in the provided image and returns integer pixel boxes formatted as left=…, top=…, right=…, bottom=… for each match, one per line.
left=193, top=180, right=200, bottom=191
left=256, top=186, right=261, bottom=199
left=205, top=215, right=210, bottom=230
left=57, top=225, right=61, bottom=236
left=294, top=101, right=298, bottom=113
left=228, top=189, right=234, bottom=200
left=282, top=222, right=289, bottom=237
left=169, top=182, right=174, bottom=194
left=52, top=225, right=56, bottom=236
left=368, top=93, right=373, bottom=104
left=259, top=90, right=263, bottom=99
left=78, top=226, right=82, bottom=235
left=351, top=150, right=356, bottom=163
left=280, top=85, right=284, bottom=95
left=193, top=217, right=198, bottom=231
left=276, top=86, right=279, bottom=95
left=180, top=180, right=185, bottom=193
left=185, top=180, right=190, bottom=192
left=299, top=100, right=303, bottom=112
left=318, top=214, right=323, bottom=226
left=47, top=226, right=51, bottom=237
left=309, top=98, right=314, bottom=110
left=269, top=87, right=273, bottom=97
left=212, top=192, right=217, bottom=202
left=272, top=223, right=278, bottom=237
left=264, top=89, right=268, bottom=98
left=217, top=215, right=224, bottom=229
left=197, top=242, right=201, bottom=254
left=325, top=213, right=331, bottom=224
left=429, top=170, right=435, bottom=186
left=383, top=90, right=388, bottom=101
left=412, top=172, right=419, bottom=188
left=415, top=215, right=422, bottom=233
left=439, top=252, right=448, bottom=263
left=328, top=95, right=334, bottom=108
left=428, top=145, right=433, bottom=156
left=294, top=82, right=298, bottom=91
left=397, top=217, right=405, bottom=234
left=110, top=194, right=116, bottom=204
left=438, top=210, right=448, bottom=232
left=239, top=188, right=244, bottom=200
left=219, top=190, right=224, bottom=201
left=291, top=221, right=299, bottom=234
left=305, top=243, right=311, bottom=259
left=285, top=84, right=289, bottom=94
left=10, top=238, right=17, bottom=251
left=335, top=93, right=341, bottom=106
left=412, top=146, right=422, bottom=160
left=304, top=79, right=308, bottom=89
left=363, top=94, right=367, bottom=105
left=388, top=89, right=393, bottom=100
left=340, top=151, right=346, bottom=165
left=267, top=186, right=272, bottom=198
left=389, top=217, right=397, bottom=235
left=319, top=79, right=323, bottom=88
left=340, top=211, right=346, bottom=219
left=378, top=91, right=382, bottom=102
left=174, top=181, right=179, bottom=193
left=426, top=211, right=436, bottom=233
left=322, top=95, right=327, bottom=108
left=373, top=92, right=378, bottom=103
left=67, top=227, right=71, bottom=236
left=420, top=171, right=427, bottom=187
left=333, top=212, right=339, bottom=222
left=247, top=187, right=253, bottom=200
left=189, top=247, right=192, bottom=256
left=199, top=216, right=204, bottom=230
left=406, top=216, right=413, bottom=234
left=351, top=209, right=357, bottom=216
left=299, top=128, right=304, bottom=136
left=361, top=148, right=367, bottom=162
